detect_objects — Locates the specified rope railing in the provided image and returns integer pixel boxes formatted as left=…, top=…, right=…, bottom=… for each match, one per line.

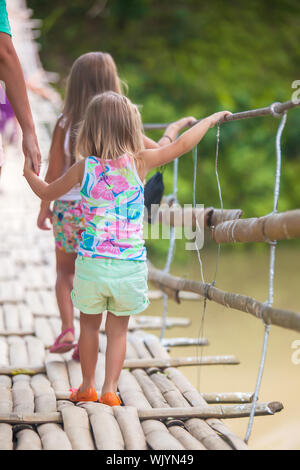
left=147, top=96, right=300, bottom=443
left=143, top=99, right=300, bottom=130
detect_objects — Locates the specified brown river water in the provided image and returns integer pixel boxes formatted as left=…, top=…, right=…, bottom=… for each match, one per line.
left=146, top=245, right=300, bottom=450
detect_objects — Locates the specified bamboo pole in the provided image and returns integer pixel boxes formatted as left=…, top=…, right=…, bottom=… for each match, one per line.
left=206, top=418, right=249, bottom=450
left=184, top=418, right=232, bottom=451
left=80, top=403, right=125, bottom=450
left=165, top=367, right=248, bottom=450
left=0, top=423, right=13, bottom=450
left=143, top=99, right=300, bottom=130
left=113, top=406, right=148, bottom=450
left=57, top=401, right=95, bottom=450
left=37, top=423, right=72, bottom=450
left=12, top=375, right=35, bottom=414
left=15, top=426, right=42, bottom=450
left=131, top=369, right=170, bottom=409
left=0, top=354, right=233, bottom=376
left=45, top=356, right=71, bottom=391
left=31, top=374, right=57, bottom=413
left=148, top=262, right=300, bottom=333
left=148, top=290, right=202, bottom=300
left=201, top=392, right=254, bottom=404
left=123, top=355, right=239, bottom=369
left=0, top=376, right=12, bottom=414
left=212, top=209, right=300, bottom=243
left=141, top=420, right=185, bottom=450
left=144, top=336, right=248, bottom=450
left=0, top=330, right=34, bottom=337
left=128, top=315, right=190, bottom=330
left=162, top=337, right=209, bottom=347
left=0, top=412, right=62, bottom=424
left=0, top=366, right=46, bottom=376
left=168, top=425, right=207, bottom=450
left=208, top=209, right=243, bottom=228
left=117, top=369, right=152, bottom=409
left=137, top=402, right=283, bottom=420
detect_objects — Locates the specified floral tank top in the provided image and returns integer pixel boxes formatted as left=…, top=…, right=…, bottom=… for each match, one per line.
left=78, top=155, right=146, bottom=261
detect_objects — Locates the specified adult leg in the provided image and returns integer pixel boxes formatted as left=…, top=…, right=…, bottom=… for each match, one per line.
left=102, top=312, right=130, bottom=395
left=55, top=247, right=77, bottom=344
left=78, top=312, right=102, bottom=391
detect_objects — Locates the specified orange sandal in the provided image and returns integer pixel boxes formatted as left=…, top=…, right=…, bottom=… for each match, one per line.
left=69, top=386, right=98, bottom=402
left=99, top=392, right=122, bottom=407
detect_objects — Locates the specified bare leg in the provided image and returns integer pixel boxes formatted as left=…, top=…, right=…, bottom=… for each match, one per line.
left=55, top=247, right=77, bottom=343
left=79, top=312, right=102, bottom=391
left=102, top=312, right=130, bottom=395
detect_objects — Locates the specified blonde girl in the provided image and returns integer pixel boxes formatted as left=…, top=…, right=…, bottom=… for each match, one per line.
left=24, top=92, right=231, bottom=405
left=38, top=52, right=195, bottom=357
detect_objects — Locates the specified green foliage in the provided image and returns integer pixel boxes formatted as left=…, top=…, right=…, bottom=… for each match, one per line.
left=27, top=0, right=300, bottom=258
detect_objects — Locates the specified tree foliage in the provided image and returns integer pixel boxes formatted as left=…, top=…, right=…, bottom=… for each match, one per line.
left=28, top=0, right=300, bottom=258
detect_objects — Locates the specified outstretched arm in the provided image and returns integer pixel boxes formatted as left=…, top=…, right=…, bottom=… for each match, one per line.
left=23, top=158, right=85, bottom=201
left=139, top=111, right=231, bottom=178
left=143, top=116, right=197, bottom=149
left=0, top=32, right=41, bottom=174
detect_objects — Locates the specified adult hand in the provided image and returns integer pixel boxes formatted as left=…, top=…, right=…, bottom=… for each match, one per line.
left=22, top=128, right=42, bottom=175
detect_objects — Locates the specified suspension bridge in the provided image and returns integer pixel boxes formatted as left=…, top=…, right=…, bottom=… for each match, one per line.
left=0, top=0, right=299, bottom=450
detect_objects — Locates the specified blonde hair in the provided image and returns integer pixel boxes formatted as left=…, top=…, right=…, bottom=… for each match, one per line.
left=76, top=92, right=144, bottom=161
left=62, top=52, right=124, bottom=162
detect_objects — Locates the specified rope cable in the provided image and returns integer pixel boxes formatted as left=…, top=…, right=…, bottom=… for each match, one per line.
left=244, top=110, right=288, bottom=443
left=160, top=158, right=178, bottom=341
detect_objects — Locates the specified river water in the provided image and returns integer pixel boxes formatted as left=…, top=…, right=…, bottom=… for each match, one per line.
left=147, top=245, right=300, bottom=450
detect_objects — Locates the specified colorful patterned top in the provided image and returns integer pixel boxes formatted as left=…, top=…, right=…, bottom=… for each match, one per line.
left=79, top=155, right=146, bottom=261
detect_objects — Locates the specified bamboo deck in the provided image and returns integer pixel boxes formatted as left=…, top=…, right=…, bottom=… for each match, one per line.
left=0, top=0, right=283, bottom=451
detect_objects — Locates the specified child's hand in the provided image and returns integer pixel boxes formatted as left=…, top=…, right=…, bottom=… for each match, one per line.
left=174, top=116, right=197, bottom=131
left=37, top=206, right=53, bottom=230
left=23, top=155, right=34, bottom=173
left=209, top=111, right=232, bottom=128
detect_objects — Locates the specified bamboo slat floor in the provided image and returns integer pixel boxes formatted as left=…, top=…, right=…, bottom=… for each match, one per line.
left=0, top=0, right=283, bottom=451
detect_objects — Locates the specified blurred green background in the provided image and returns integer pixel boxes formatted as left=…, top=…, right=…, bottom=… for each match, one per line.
left=28, top=0, right=300, bottom=261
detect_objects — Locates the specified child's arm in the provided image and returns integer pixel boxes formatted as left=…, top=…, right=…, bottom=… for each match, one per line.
left=143, top=116, right=197, bottom=149
left=138, top=111, right=231, bottom=177
left=37, top=117, right=66, bottom=229
left=24, top=157, right=85, bottom=202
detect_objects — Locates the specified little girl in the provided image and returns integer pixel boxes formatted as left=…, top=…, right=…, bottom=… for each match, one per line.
left=24, top=91, right=231, bottom=406
left=38, top=51, right=196, bottom=357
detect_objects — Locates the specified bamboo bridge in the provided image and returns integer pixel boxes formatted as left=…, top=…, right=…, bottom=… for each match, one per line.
left=0, top=0, right=298, bottom=451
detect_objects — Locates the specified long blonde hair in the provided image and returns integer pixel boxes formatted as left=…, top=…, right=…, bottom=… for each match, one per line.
left=62, top=52, right=124, bottom=162
left=76, top=92, right=144, bottom=161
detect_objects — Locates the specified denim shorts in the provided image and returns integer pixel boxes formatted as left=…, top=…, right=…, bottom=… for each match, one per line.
left=71, top=255, right=149, bottom=316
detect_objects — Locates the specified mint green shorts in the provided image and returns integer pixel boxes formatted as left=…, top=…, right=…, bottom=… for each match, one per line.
left=71, top=255, right=149, bottom=316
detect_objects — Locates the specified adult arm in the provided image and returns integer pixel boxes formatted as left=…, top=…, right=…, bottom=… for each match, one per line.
left=139, top=111, right=231, bottom=177
left=143, top=116, right=197, bottom=149
left=0, top=32, right=41, bottom=173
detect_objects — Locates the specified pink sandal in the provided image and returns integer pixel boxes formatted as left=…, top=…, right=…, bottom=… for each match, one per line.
left=49, top=328, right=76, bottom=354
left=72, top=344, right=80, bottom=362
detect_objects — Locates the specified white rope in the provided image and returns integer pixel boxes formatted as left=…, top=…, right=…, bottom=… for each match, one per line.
left=244, top=110, right=288, bottom=443
left=160, top=159, right=178, bottom=341
left=191, top=144, right=208, bottom=390
left=212, top=124, right=223, bottom=285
